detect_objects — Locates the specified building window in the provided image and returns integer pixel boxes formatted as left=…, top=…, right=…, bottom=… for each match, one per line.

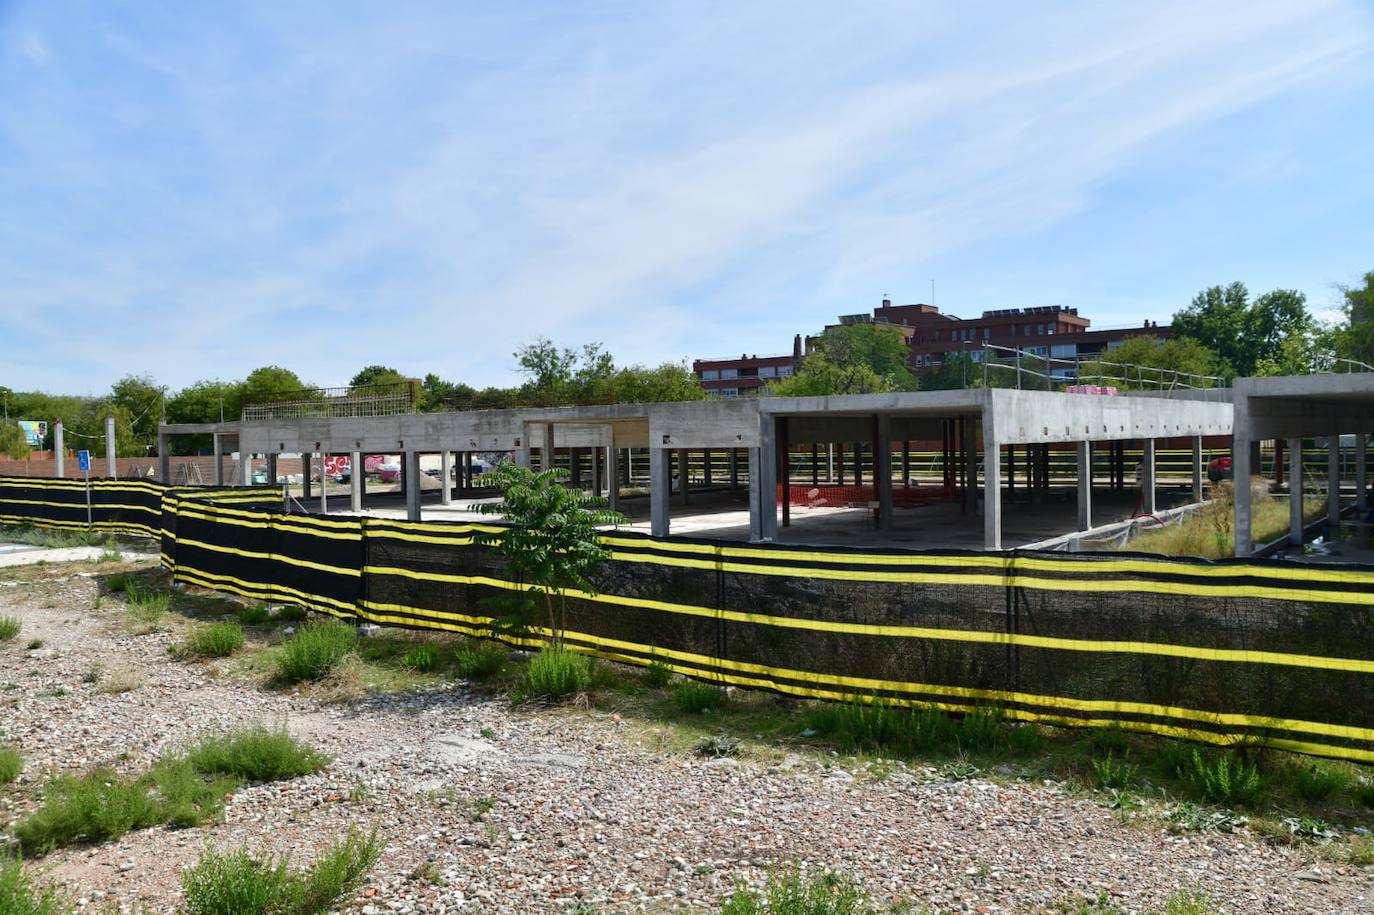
left=1047, top=325, right=1054, bottom=336
left=982, top=327, right=990, bottom=340
left=758, top=366, right=776, bottom=378
left=719, top=368, right=738, bottom=379
left=701, top=370, right=719, bottom=381
left=718, top=388, right=738, bottom=397
left=777, top=365, right=793, bottom=377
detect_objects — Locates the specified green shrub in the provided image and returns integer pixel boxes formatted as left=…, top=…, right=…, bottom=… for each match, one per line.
left=1005, top=722, right=1045, bottom=755
left=1181, top=749, right=1264, bottom=808
left=105, top=573, right=137, bottom=594
left=643, top=660, right=672, bottom=689
left=1090, top=753, right=1138, bottom=791
left=182, top=826, right=382, bottom=915
left=12, top=760, right=233, bottom=855
left=185, top=623, right=245, bottom=659
left=1161, top=887, right=1221, bottom=915
left=803, top=699, right=954, bottom=756
left=186, top=726, right=330, bottom=782
left=275, top=620, right=357, bottom=683
left=0, top=854, right=68, bottom=915
left=182, top=844, right=294, bottom=915
left=125, top=585, right=170, bottom=622
left=401, top=644, right=441, bottom=673
left=0, top=615, right=20, bottom=642
left=1288, top=763, right=1348, bottom=802
left=275, top=605, right=308, bottom=623
left=521, top=647, right=590, bottom=699
left=1089, top=725, right=1130, bottom=756
left=587, top=660, right=620, bottom=690
left=453, top=644, right=505, bottom=680
left=720, top=869, right=865, bottom=915
left=0, top=746, right=21, bottom=784
left=238, top=604, right=271, bottom=625
left=1354, top=778, right=1374, bottom=808
left=673, top=680, right=725, bottom=714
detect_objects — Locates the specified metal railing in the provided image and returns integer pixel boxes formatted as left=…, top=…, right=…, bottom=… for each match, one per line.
left=977, top=344, right=1228, bottom=399
left=241, top=381, right=418, bottom=421
left=1313, top=355, right=1374, bottom=374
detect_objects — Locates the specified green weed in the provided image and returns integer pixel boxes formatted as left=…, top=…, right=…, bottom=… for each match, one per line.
left=1288, top=763, right=1348, bottom=802
left=956, top=707, right=1004, bottom=751
left=0, top=746, right=21, bottom=784
left=185, top=726, right=330, bottom=782
left=183, top=623, right=245, bottom=659
left=238, top=604, right=271, bottom=625
left=452, top=643, right=505, bottom=680
left=275, top=620, right=357, bottom=683
left=0, top=616, right=20, bottom=642
left=0, top=854, right=68, bottom=915
left=1180, top=749, right=1264, bottom=808
left=674, top=680, right=726, bottom=714
left=520, top=646, right=590, bottom=699
left=1090, top=753, right=1138, bottom=791
left=401, top=644, right=441, bottom=673
left=275, top=605, right=308, bottom=623
left=643, top=660, right=672, bottom=689
left=720, top=869, right=865, bottom=915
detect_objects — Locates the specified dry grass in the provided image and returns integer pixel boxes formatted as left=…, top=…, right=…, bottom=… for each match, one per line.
left=95, top=660, right=147, bottom=694
left=1128, top=480, right=1326, bottom=559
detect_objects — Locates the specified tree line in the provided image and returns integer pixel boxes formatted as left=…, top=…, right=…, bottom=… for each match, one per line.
left=0, top=344, right=701, bottom=458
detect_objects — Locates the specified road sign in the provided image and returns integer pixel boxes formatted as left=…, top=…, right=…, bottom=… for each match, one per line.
left=77, top=450, right=91, bottom=472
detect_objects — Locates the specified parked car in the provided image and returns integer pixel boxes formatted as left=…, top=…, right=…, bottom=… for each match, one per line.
left=1207, top=455, right=1232, bottom=482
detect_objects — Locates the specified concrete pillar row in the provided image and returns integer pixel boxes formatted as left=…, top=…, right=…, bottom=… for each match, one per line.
left=675, top=448, right=689, bottom=505
left=1288, top=437, right=1303, bottom=546
left=757, top=416, right=778, bottom=542
left=440, top=450, right=453, bottom=506
left=649, top=448, right=671, bottom=538
left=982, top=417, right=1001, bottom=551
left=1076, top=440, right=1092, bottom=532
left=55, top=422, right=66, bottom=479
left=1191, top=436, right=1203, bottom=503
left=350, top=451, right=363, bottom=513
left=238, top=451, right=252, bottom=489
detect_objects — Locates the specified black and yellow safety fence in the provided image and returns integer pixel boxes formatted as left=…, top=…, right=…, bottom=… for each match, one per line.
left=7, top=477, right=1374, bottom=763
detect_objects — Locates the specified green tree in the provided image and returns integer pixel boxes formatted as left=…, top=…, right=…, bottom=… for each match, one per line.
left=0, top=419, right=31, bottom=459
left=1080, top=335, right=1222, bottom=390
left=1332, top=270, right=1374, bottom=366
left=165, top=381, right=241, bottom=454
left=1173, top=283, right=1312, bottom=377
left=109, top=374, right=166, bottom=454
left=515, top=339, right=579, bottom=406
left=239, top=366, right=311, bottom=408
left=474, top=463, right=624, bottom=643
left=610, top=362, right=705, bottom=402
left=348, top=365, right=405, bottom=388
left=772, top=324, right=916, bottom=396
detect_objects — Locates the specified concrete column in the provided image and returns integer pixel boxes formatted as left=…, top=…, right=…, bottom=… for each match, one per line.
left=517, top=424, right=531, bottom=469
left=267, top=453, right=278, bottom=486
left=1141, top=439, right=1157, bottom=515
left=570, top=447, right=582, bottom=487
left=105, top=416, right=117, bottom=478
left=729, top=450, right=739, bottom=489
left=543, top=422, right=556, bottom=475
left=404, top=450, right=421, bottom=521
left=350, top=451, right=362, bottom=513
left=1077, top=440, right=1092, bottom=531
left=239, top=451, right=251, bottom=488
left=55, top=421, right=66, bottom=478
left=649, top=448, right=671, bottom=537
left=757, top=415, right=778, bottom=541
left=1288, top=437, right=1303, bottom=546
left=675, top=448, right=689, bottom=505
left=779, top=419, right=790, bottom=528
left=212, top=434, right=225, bottom=486
left=703, top=450, right=713, bottom=487
left=440, top=450, right=453, bottom=505
left=982, top=417, right=1001, bottom=551
left=606, top=445, right=620, bottom=511
left=1232, top=414, right=1253, bottom=556
left=319, top=454, right=328, bottom=514
left=1357, top=434, right=1368, bottom=513
left=748, top=448, right=764, bottom=541
left=156, top=430, right=168, bottom=484
left=302, top=455, right=312, bottom=501
left=875, top=415, right=894, bottom=530
left=592, top=447, right=604, bottom=495
left=1191, top=436, right=1203, bottom=503
left=1329, top=433, right=1341, bottom=527
left=964, top=419, right=978, bottom=515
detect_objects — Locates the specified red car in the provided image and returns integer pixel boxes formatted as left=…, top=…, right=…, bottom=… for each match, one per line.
left=1207, top=455, right=1232, bottom=482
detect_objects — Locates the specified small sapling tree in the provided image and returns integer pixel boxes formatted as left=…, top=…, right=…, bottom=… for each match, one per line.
left=474, top=462, right=625, bottom=646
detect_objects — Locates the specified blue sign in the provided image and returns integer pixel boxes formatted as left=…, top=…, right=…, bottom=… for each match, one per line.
left=77, top=450, right=91, bottom=472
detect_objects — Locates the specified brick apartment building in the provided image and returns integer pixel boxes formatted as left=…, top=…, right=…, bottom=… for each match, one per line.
left=693, top=300, right=1169, bottom=394
left=693, top=336, right=803, bottom=397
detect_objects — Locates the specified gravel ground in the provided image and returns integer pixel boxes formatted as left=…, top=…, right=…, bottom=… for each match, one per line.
left=1, top=558, right=1371, bottom=914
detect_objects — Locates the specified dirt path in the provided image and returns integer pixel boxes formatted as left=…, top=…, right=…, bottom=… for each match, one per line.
left=0, top=558, right=1370, bottom=913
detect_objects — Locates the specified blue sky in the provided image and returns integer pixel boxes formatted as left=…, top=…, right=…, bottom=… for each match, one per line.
left=3, top=1, right=1373, bottom=394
